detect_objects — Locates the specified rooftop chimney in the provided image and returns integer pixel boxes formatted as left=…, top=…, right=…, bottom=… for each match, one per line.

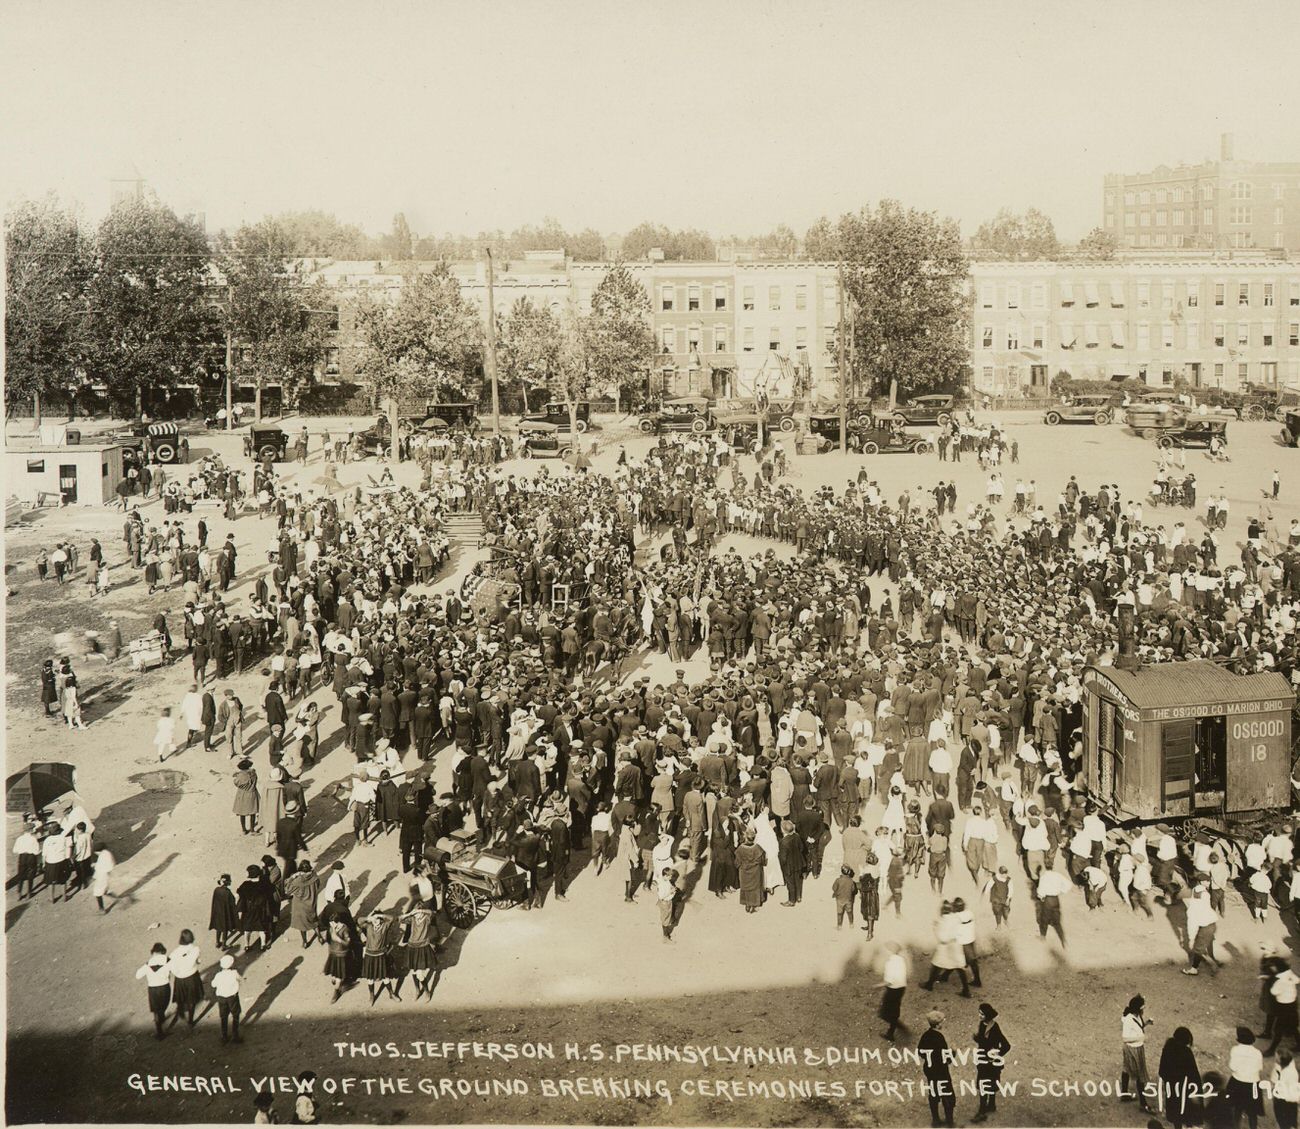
left=1221, top=132, right=1235, bottom=162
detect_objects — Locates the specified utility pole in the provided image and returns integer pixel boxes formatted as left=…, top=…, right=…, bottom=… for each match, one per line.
left=837, top=276, right=848, bottom=455
left=224, top=282, right=234, bottom=430
left=485, top=247, right=501, bottom=437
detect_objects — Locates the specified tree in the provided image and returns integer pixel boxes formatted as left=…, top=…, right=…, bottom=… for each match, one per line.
left=86, top=197, right=218, bottom=416
left=1077, top=227, right=1118, bottom=260
left=354, top=261, right=482, bottom=460
left=820, top=200, right=970, bottom=400
left=619, top=222, right=716, bottom=262
left=803, top=216, right=839, bottom=261
left=581, top=263, right=655, bottom=413
left=271, top=210, right=373, bottom=258
left=5, top=195, right=93, bottom=422
left=498, top=297, right=561, bottom=412
left=381, top=212, right=414, bottom=261
left=972, top=206, right=1060, bottom=260
left=217, top=218, right=331, bottom=420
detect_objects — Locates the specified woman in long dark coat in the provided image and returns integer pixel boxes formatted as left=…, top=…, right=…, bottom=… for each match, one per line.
left=708, top=809, right=739, bottom=896
left=209, top=873, right=239, bottom=949
left=232, top=760, right=259, bottom=835
left=735, top=828, right=766, bottom=913
left=973, top=1003, right=1012, bottom=1122
left=284, top=859, right=322, bottom=948
left=236, top=864, right=273, bottom=951
left=40, top=660, right=58, bottom=717
left=1158, top=1026, right=1203, bottom=1129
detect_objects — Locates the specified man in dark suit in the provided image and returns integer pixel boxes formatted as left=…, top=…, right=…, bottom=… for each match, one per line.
left=547, top=811, right=571, bottom=901
left=513, top=824, right=543, bottom=909
left=398, top=782, right=425, bottom=873
left=276, top=800, right=308, bottom=873
left=467, top=750, right=493, bottom=842
left=264, top=681, right=287, bottom=741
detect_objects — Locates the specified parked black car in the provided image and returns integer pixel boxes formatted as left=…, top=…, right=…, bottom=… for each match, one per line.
left=1155, top=419, right=1228, bottom=450
left=637, top=396, right=715, bottom=434
left=1282, top=411, right=1300, bottom=447
left=520, top=401, right=590, bottom=433
left=887, top=394, right=960, bottom=427
left=245, top=424, right=289, bottom=462
left=113, top=421, right=184, bottom=466
left=807, top=413, right=933, bottom=454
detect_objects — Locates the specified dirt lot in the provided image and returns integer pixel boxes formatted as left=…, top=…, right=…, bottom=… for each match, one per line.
left=6, top=413, right=1299, bottom=1127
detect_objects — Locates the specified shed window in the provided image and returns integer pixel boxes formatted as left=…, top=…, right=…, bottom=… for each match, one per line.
left=27, top=459, right=45, bottom=473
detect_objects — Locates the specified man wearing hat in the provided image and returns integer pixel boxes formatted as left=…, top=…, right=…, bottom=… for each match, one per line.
left=211, top=954, right=243, bottom=1044
left=276, top=799, right=307, bottom=873
left=918, top=1010, right=956, bottom=1128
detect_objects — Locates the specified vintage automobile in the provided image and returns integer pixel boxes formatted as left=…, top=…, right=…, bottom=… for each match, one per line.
left=113, top=421, right=185, bottom=467
left=807, top=413, right=932, bottom=454
left=1043, top=396, right=1115, bottom=426
left=636, top=395, right=716, bottom=434
left=520, top=400, right=590, bottom=433
left=1125, top=401, right=1187, bottom=438
left=517, top=421, right=574, bottom=459
left=722, top=397, right=800, bottom=433
left=1281, top=410, right=1300, bottom=447
left=421, top=401, right=480, bottom=430
left=245, top=424, right=290, bottom=462
left=886, top=394, right=960, bottom=428
left=1155, top=419, right=1228, bottom=450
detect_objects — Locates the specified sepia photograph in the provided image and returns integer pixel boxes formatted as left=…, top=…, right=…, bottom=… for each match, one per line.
left=5, top=2, right=1300, bottom=1126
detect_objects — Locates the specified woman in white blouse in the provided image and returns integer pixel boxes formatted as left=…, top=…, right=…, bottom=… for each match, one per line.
left=168, top=929, right=204, bottom=1027
left=135, top=943, right=172, bottom=1040
left=1225, top=1025, right=1265, bottom=1129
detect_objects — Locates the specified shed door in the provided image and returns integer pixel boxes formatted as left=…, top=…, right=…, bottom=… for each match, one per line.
left=58, top=464, right=77, bottom=504
left=1161, top=721, right=1195, bottom=815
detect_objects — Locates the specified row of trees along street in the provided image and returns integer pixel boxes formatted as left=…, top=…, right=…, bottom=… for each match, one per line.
left=10, top=191, right=1088, bottom=435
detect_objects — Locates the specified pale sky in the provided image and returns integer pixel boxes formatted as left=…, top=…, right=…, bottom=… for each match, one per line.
left=4, top=0, right=1300, bottom=244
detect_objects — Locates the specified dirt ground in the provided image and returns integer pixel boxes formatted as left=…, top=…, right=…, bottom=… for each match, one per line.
left=6, top=413, right=1299, bottom=1127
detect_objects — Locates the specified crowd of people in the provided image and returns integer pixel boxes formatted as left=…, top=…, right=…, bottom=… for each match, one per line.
left=17, top=409, right=1300, bottom=1126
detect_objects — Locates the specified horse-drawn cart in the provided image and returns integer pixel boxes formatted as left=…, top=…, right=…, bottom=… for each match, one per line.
left=432, top=829, right=528, bottom=928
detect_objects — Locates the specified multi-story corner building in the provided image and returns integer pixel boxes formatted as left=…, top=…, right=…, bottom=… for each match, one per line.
left=971, top=259, right=1300, bottom=395
left=1103, top=134, right=1300, bottom=254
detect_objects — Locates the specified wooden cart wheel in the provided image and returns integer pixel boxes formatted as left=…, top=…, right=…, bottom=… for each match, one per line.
left=444, top=881, right=480, bottom=928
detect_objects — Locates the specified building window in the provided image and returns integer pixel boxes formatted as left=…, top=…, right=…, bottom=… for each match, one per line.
left=768, top=286, right=781, bottom=311
left=324, top=347, right=340, bottom=375
left=1084, top=324, right=1099, bottom=349
left=1140, top=191, right=1151, bottom=205
left=1060, top=281, right=1075, bottom=307
left=1237, top=322, right=1250, bottom=347
left=795, top=326, right=808, bottom=351
left=1110, top=282, right=1126, bottom=308
left=1275, top=184, right=1286, bottom=201
left=1161, top=368, right=1175, bottom=385
left=981, top=325, right=993, bottom=349
left=1265, top=282, right=1275, bottom=307
left=1137, top=282, right=1150, bottom=309
left=1124, top=191, right=1135, bottom=206
left=742, top=327, right=754, bottom=352
left=1202, top=185, right=1214, bottom=201
left=1007, top=364, right=1021, bottom=389
left=980, top=283, right=996, bottom=309
left=1173, top=187, right=1184, bottom=203
left=1239, top=282, right=1251, bottom=306
left=1125, top=213, right=1137, bottom=228
left=1032, top=324, right=1044, bottom=349
left=326, top=306, right=340, bottom=331
left=795, top=285, right=807, bottom=311
left=1214, top=322, right=1226, bottom=347
left=1154, top=233, right=1168, bottom=247
left=713, top=285, right=727, bottom=311
left=768, top=328, right=780, bottom=351
left=688, top=285, right=700, bottom=312
left=1110, top=322, right=1127, bottom=349
left=1162, top=324, right=1175, bottom=349
left=661, top=326, right=675, bottom=352
left=1139, top=234, right=1151, bottom=247
left=982, top=365, right=995, bottom=387
left=1231, top=181, right=1253, bottom=201
left=1006, top=325, right=1019, bottom=350
left=1139, top=213, right=1151, bottom=227
left=1232, top=232, right=1253, bottom=249
left=1031, top=282, right=1046, bottom=309
left=1230, top=206, right=1252, bottom=225
left=1290, top=323, right=1299, bottom=346
left=1239, top=362, right=1250, bottom=384
left=1276, top=207, right=1285, bottom=226
left=1136, top=323, right=1151, bottom=351
left=1214, top=282, right=1226, bottom=307
left=1292, top=281, right=1300, bottom=306
left=1264, top=328, right=1274, bottom=347
left=1187, top=322, right=1199, bottom=348
left=1214, top=362, right=1225, bottom=384
left=1173, top=210, right=1184, bottom=226
left=1161, top=280, right=1175, bottom=310
left=1059, top=324, right=1076, bottom=350
left=1204, top=208, right=1214, bottom=225
left=26, top=459, right=44, bottom=473
left=742, top=286, right=755, bottom=311
left=1155, top=210, right=1168, bottom=226
left=1156, top=189, right=1167, bottom=204
left=661, top=286, right=674, bottom=312
left=1007, top=283, right=1020, bottom=309
left=1105, top=213, right=1114, bottom=228
left=1106, top=192, right=1116, bottom=208
left=714, top=325, right=728, bottom=352
left=687, top=324, right=701, bottom=350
